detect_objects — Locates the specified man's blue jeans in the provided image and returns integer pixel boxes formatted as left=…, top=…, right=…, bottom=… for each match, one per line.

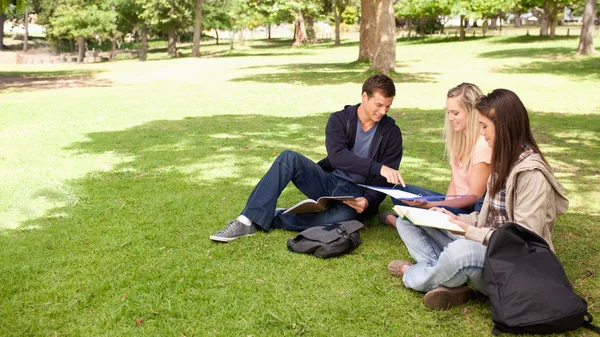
left=241, top=150, right=365, bottom=232
left=396, top=219, right=487, bottom=294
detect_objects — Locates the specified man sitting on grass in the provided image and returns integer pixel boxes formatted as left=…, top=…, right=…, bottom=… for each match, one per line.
left=210, top=74, right=405, bottom=242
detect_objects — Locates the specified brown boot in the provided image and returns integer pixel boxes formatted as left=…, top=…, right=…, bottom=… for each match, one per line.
left=423, top=286, right=473, bottom=310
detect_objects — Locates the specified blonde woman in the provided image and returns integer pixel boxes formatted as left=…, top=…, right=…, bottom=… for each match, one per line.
left=381, top=83, right=491, bottom=226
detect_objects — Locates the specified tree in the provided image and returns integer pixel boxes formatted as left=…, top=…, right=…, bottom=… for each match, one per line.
left=524, top=0, right=569, bottom=37
left=449, top=0, right=476, bottom=40
left=48, top=2, right=117, bottom=61
left=251, top=0, right=293, bottom=39
left=369, top=0, right=395, bottom=74
left=1, top=0, right=25, bottom=50
left=325, top=0, right=354, bottom=46
left=357, top=0, right=376, bottom=61
left=139, top=0, right=193, bottom=57
left=577, top=0, right=596, bottom=55
left=0, top=0, right=8, bottom=50
left=396, top=0, right=452, bottom=37
left=292, top=8, right=307, bottom=45
left=202, top=0, right=232, bottom=44
left=23, top=2, right=28, bottom=51
left=192, top=0, right=203, bottom=57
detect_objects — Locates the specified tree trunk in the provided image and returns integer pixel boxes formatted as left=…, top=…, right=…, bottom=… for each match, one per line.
left=334, top=8, right=341, bottom=46
left=167, top=25, right=177, bottom=57
left=192, top=0, right=203, bottom=57
left=489, top=15, right=498, bottom=30
left=370, top=0, right=396, bottom=74
left=0, top=14, right=5, bottom=50
left=407, top=17, right=412, bottom=40
left=267, top=24, right=271, bottom=39
left=514, top=12, right=521, bottom=28
left=306, top=15, right=316, bottom=44
left=110, top=30, right=117, bottom=61
left=140, top=26, right=148, bottom=61
left=578, top=0, right=596, bottom=55
left=358, top=0, right=376, bottom=62
left=23, top=6, right=29, bottom=52
left=459, top=15, right=465, bottom=41
left=482, top=17, right=488, bottom=36
left=547, top=1, right=558, bottom=38
left=239, top=27, right=244, bottom=46
left=531, top=6, right=549, bottom=36
left=230, top=30, right=234, bottom=50
left=419, top=18, right=425, bottom=37
left=216, top=30, right=219, bottom=45
left=77, top=36, right=85, bottom=62
left=292, top=10, right=307, bottom=46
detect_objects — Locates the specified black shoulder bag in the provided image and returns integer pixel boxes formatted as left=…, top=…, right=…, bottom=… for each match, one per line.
left=286, top=220, right=364, bottom=258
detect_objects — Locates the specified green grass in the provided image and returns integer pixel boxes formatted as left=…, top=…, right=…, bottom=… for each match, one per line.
left=1, top=33, right=599, bottom=336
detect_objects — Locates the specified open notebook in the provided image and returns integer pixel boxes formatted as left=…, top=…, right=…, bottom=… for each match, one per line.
left=393, top=205, right=465, bottom=233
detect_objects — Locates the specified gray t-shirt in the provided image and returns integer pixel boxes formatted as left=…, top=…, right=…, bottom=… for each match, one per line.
left=333, top=119, right=378, bottom=184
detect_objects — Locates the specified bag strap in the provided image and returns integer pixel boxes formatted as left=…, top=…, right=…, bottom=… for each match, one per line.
left=584, top=312, right=600, bottom=334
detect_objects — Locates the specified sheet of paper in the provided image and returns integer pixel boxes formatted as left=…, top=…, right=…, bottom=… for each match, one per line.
left=358, top=184, right=421, bottom=200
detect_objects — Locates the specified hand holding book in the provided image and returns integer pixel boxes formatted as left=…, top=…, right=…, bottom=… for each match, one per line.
left=393, top=205, right=465, bottom=233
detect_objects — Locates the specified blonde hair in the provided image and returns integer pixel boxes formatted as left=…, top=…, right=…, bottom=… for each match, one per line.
left=444, top=83, right=484, bottom=173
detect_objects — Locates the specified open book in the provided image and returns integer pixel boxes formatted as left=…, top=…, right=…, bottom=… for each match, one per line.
left=283, top=196, right=356, bottom=215
left=393, top=205, right=465, bottom=233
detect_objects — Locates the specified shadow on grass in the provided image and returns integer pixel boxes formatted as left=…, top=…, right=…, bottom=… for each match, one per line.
left=0, top=69, right=112, bottom=93
left=495, top=56, right=600, bottom=79
left=241, top=38, right=297, bottom=49
left=231, top=62, right=438, bottom=85
left=489, top=35, right=580, bottom=44
left=142, top=42, right=312, bottom=59
left=478, top=47, right=575, bottom=59
left=397, top=35, right=490, bottom=45
left=0, top=110, right=598, bottom=334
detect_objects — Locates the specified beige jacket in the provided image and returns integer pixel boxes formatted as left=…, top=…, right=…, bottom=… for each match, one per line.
left=460, top=153, right=569, bottom=251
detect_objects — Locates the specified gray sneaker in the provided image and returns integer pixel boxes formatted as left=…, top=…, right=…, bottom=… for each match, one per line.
left=209, top=219, right=256, bottom=242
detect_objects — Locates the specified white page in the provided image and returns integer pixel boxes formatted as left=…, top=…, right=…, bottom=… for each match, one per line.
left=358, top=184, right=420, bottom=200
left=393, top=205, right=465, bottom=233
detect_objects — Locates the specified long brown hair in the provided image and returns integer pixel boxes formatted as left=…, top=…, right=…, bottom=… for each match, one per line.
left=476, top=89, right=548, bottom=196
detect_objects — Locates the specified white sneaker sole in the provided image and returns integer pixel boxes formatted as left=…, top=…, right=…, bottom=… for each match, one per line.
left=209, top=232, right=255, bottom=242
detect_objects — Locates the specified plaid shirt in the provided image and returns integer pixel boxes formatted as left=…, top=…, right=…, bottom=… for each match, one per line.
left=485, top=147, right=535, bottom=229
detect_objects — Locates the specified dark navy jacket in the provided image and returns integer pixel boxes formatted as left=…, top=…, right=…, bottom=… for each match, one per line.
left=317, top=104, right=403, bottom=218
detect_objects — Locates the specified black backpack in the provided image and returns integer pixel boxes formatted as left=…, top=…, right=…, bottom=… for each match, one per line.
left=484, top=222, right=600, bottom=335
left=286, top=220, right=363, bottom=258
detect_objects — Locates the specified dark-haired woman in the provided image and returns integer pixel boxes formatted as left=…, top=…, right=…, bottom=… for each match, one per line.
left=387, top=89, right=569, bottom=310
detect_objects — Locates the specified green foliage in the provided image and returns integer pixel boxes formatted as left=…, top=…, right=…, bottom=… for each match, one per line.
left=138, top=0, right=193, bottom=34
left=48, top=2, right=117, bottom=39
left=341, top=5, right=358, bottom=24
left=202, top=0, right=232, bottom=31
left=395, top=0, right=452, bottom=18
left=1, top=0, right=25, bottom=17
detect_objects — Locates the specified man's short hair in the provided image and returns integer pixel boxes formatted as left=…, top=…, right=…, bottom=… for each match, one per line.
left=362, top=74, right=396, bottom=98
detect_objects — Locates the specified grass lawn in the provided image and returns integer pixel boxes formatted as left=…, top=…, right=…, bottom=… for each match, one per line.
left=1, top=33, right=599, bottom=336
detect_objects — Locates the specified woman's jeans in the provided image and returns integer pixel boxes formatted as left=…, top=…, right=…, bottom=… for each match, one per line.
left=392, top=184, right=474, bottom=215
left=241, top=150, right=365, bottom=232
left=396, top=219, right=487, bottom=294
